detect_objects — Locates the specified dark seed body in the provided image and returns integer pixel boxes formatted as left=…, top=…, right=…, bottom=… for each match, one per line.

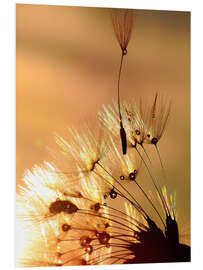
left=120, top=125, right=127, bottom=155
left=49, top=200, right=78, bottom=214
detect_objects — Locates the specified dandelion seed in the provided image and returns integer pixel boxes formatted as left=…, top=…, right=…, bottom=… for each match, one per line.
left=139, top=93, right=172, bottom=145
left=110, top=9, right=134, bottom=155
left=99, top=101, right=149, bottom=147
left=53, top=125, right=114, bottom=201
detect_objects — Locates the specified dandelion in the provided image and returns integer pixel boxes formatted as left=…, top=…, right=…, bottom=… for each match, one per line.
left=16, top=6, right=190, bottom=267
left=16, top=109, right=190, bottom=265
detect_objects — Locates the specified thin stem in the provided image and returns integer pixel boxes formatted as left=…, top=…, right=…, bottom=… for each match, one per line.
left=93, top=252, right=132, bottom=265
left=102, top=204, right=148, bottom=230
left=118, top=51, right=124, bottom=122
left=109, top=225, right=135, bottom=234
left=97, top=161, right=149, bottom=219
left=134, top=145, right=168, bottom=221
left=109, top=254, right=132, bottom=265
left=117, top=51, right=127, bottom=155
left=134, top=180, right=165, bottom=228
left=92, top=168, right=146, bottom=218
left=155, top=144, right=175, bottom=219
left=61, top=244, right=104, bottom=265
left=96, top=209, right=141, bottom=232
left=110, top=233, right=135, bottom=238
left=140, top=144, right=170, bottom=216
left=90, top=248, right=132, bottom=265
left=77, top=209, right=136, bottom=233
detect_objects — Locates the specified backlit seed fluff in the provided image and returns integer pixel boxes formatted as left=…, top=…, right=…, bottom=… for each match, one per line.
left=111, top=8, right=134, bottom=53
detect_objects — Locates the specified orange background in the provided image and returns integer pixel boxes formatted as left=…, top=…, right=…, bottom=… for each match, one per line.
left=16, top=4, right=190, bottom=243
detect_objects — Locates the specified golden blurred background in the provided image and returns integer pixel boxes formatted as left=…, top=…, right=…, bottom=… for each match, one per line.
left=16, top=4, right=190, bottom=243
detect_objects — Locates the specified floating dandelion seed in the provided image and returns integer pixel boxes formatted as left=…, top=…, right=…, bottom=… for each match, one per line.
left=111, top=8, right=133, bottom=54
left=16, top=7, right=190, bottom=268
left=111, top=8, right=134, bottom=155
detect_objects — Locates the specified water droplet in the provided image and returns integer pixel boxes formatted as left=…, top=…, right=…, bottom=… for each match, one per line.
left=62, top=223, right=71, bottom=232
left=151, top=137, right=158, bottom=145
left=110, top=189, right=117, bottom=199
left=129, top=172, right=136, bottom=181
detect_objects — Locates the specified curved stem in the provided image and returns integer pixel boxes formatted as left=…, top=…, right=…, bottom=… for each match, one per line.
left=118, top=51, right=124, bottom=122
left=155, top=144, right=175, bottom=219
left=134, top=145, right=168, bottom=222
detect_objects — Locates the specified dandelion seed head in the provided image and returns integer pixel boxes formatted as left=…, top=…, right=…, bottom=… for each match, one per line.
left=111, top=9, right=134, bottom=53
left=17, top=97, right=189, bottom=266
